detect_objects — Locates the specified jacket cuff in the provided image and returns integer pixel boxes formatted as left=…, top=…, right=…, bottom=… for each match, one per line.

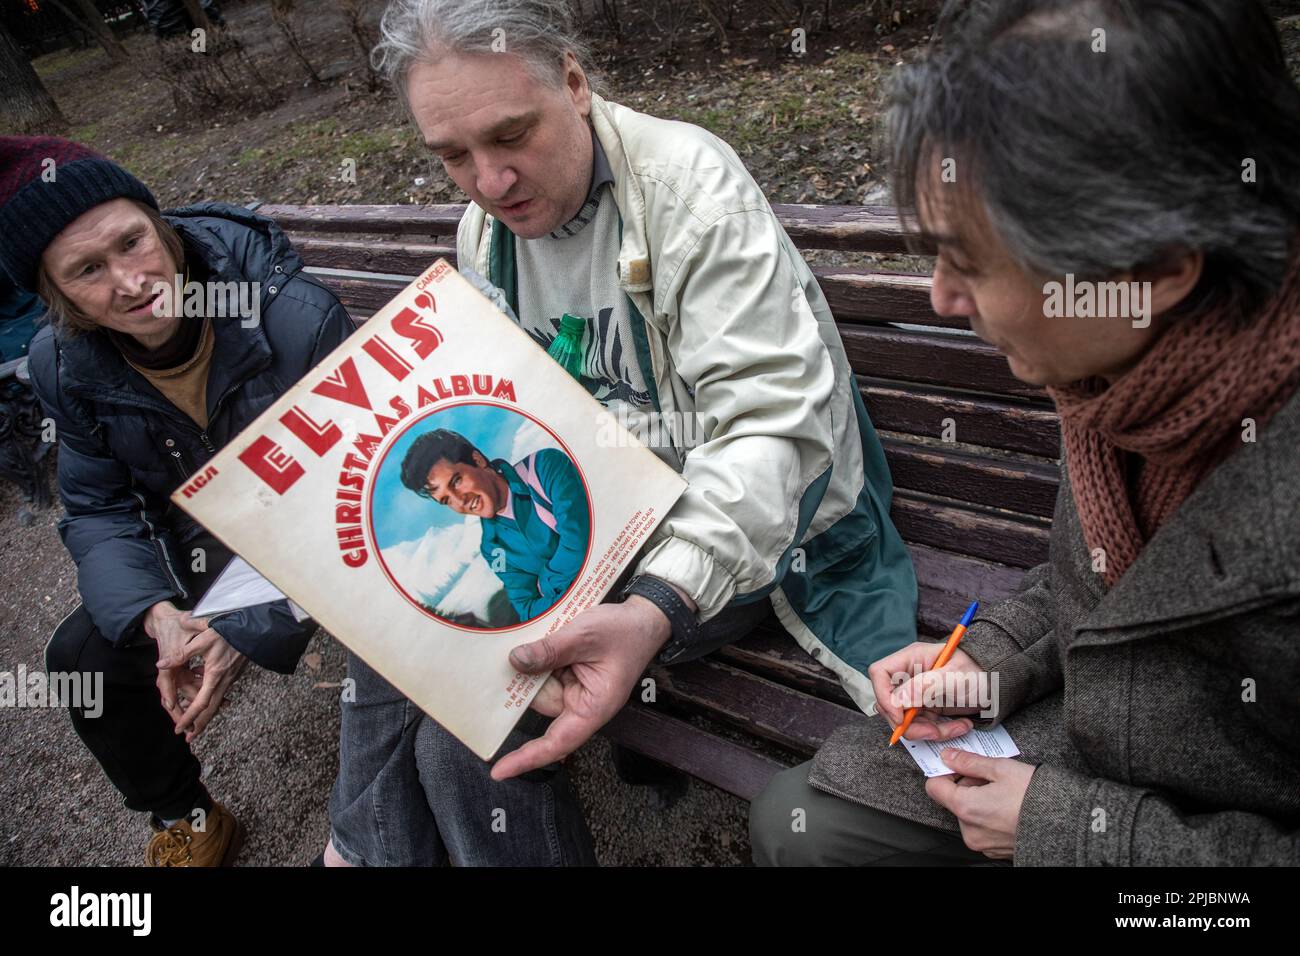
left=89, top=587, right=180, bottom=646
left=209, top=602, right=315, bottom=675
left=634, top=534, right=737, bottom=623
left=959, top=620, right=1039, bottom=728
left=1014, top=763, right=1145, bottom=866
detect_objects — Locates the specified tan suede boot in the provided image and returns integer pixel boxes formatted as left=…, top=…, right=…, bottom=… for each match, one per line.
left=145, top=800, right=244, bottom=867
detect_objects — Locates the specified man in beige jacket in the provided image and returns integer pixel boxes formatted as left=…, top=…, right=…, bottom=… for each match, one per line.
left=319, top=0, right=917, bottom=866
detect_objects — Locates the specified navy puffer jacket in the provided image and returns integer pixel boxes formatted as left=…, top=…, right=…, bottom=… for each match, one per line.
left=29, top=202, right=356, bottom=672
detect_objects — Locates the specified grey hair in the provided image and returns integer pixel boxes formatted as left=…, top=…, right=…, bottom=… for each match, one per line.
left=889, top=0, right=1300, bottom=318
left=373, top=0, right=596, bottom=111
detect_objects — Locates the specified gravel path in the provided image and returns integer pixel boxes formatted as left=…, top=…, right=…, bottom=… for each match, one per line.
left=0, top=458, right=751, bottom=867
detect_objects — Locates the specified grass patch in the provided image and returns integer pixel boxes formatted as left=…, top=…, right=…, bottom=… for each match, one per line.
left=237, top=146, right=267, bottom=167
left=338, top=129, right=399, bottom=157
left=70, top=122, right=102, bottom=144
left=33, top=46, right=99, bottom=80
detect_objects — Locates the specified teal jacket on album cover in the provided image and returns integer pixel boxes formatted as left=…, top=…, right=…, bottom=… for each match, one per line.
left=478, top=448, right=590, bottom=622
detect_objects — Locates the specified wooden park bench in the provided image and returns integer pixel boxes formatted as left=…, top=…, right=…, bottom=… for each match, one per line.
left=257, top=201, right=1059, bottom=802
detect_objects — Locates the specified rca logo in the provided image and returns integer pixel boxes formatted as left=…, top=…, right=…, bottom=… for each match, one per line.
left=180, top=464, right=220, bottom=498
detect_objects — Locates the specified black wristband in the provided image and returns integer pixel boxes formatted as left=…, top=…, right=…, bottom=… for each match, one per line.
left=622, top=574, right=701, bottom=654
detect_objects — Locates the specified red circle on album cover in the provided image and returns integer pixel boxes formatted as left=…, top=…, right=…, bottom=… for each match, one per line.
left=366, top=401, right=593, bottom=632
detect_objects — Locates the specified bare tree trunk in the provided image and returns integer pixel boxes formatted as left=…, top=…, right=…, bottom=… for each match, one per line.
left=336, top=0, right=381, bottom=91
left=72, top=0, right=130, bottom=60
left=45, top=0, right=132, bottom=63
left=0, top=20, right=67, bottom=133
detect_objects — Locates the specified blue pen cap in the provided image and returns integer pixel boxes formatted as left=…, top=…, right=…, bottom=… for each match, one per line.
left=959, top=601, right=979, bottom=627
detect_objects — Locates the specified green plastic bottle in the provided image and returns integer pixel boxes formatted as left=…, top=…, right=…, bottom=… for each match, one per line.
left=546, top=314, right=586, bottom=381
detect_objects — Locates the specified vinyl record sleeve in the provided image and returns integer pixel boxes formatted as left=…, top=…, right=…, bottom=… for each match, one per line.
left=173, top=259, right=687, bottom=759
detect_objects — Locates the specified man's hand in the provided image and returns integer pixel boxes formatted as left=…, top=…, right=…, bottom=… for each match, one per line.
left=868, top=640, right=987, bottom=743
left=491, top=595, right=672, bottom=781
left=143, top=601, right=209, bottom=719
left=925, top=749, right=1035, bottom=860
left=155, top=622, right=248, bottom=743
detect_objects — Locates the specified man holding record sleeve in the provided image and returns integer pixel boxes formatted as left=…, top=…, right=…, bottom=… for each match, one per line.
left=317, top=0, right=919, bottom=867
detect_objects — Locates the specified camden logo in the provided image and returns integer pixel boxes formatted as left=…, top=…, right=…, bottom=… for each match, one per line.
left=1042, top=274, right=1152, bottom=328
left=50, top=886, right=151, bottom=936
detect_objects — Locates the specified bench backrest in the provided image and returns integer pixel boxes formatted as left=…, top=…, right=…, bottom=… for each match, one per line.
left=257, top=202, right=1060, bottom=635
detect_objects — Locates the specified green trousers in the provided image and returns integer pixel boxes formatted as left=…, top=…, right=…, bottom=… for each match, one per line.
left=749, top=761, right=1009, bottom=866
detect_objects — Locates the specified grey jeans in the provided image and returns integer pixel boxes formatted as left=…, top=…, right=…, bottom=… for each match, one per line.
left=749, top=761, right=1008, bottom=866
left=328, top=651, right=597, bottom=866
left=329, top=598, right=772, bottom=866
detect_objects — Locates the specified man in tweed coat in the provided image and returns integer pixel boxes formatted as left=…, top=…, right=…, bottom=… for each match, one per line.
left=750, top=0, right=1300, bottom=865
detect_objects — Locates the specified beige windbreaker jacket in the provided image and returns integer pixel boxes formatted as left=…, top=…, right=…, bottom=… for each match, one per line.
left=457, top=93, right=917, bottom=710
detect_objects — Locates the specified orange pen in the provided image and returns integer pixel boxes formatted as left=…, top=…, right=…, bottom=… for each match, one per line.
left=889, top=600, right=979, bottom=746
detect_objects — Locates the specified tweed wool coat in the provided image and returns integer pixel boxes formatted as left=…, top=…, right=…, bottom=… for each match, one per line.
left=810, top=387, right=1300, bottom=865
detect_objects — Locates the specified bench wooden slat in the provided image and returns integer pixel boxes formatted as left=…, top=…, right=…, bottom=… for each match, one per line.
left=862, top=379, right=1060, bottom=459
left=771, top=204, right=922, bottom=253
left=883, top=437, right=1059, bottom=518
left=293, top=238, right=959, bottom=333
left=293, top=236, right=455, bottom=275
left=312, top=274, right=407, bottom=315
left=909, top=542, right=1027, bottom=603
left=813, top=269, right=965, bottom=330
left=259, top=203, right=465, bottom=236
left=714, top=622, right=857, bottom=708
left=891, top=491, right=1050, bottom=568
left=602, top=705, right=788, bottom=801
left=649, top=658, right=868, bottom=756
left=296, top=239, right=962, bottom=334
left=264, top=202, right=927, bottom=255
left=840, top=325, right=1046, bottom=401
left=711, top=546, right=1027, bottom=694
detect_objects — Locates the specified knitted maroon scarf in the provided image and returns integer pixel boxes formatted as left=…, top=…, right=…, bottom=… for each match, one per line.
left=1048, top=260, right=1300, bottom=587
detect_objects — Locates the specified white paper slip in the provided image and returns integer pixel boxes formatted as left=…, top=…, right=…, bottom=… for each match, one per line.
left=192, top=556, right=311, bottom=623
left=900, top=720, right=1021, bottom=777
